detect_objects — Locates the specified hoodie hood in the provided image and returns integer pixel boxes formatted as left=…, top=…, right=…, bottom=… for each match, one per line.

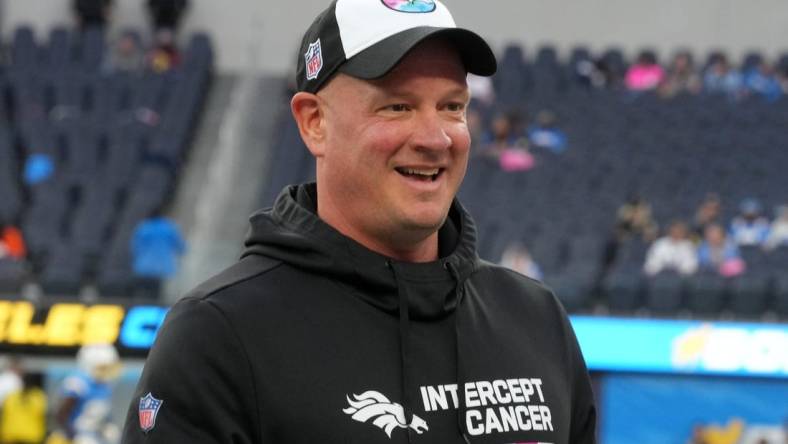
left=242, top=183, right=480, bottom=320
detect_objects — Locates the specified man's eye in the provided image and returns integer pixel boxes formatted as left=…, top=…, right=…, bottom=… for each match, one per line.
left=387, top=104, right=410, bottom=112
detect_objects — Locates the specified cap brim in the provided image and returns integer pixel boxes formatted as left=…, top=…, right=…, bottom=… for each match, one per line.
left=338, top=26, right=497, bottom=80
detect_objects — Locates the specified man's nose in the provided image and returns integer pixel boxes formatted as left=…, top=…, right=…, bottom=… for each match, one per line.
left=410, top=110, right=452, bottom=152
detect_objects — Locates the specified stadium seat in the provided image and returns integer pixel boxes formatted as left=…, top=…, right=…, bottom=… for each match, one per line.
left=645, top=273, right=686, bottom=315
left=603, top=270, right=644, bottom=312
left=0, top=260, right=27, bottom=294
left=727, top=274, right=772, bottom=319
left=685, top=274, right=728, bottom=317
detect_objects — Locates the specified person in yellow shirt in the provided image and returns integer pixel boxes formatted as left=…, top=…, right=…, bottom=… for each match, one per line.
left=0, top=373, right=47, bottom=444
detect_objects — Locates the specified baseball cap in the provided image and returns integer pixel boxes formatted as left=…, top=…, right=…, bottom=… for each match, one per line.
left=296, top=0, right=497, bottom=93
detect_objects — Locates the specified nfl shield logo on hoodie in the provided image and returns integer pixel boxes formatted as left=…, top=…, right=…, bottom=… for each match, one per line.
left=139, top=393, right=163, bottom=432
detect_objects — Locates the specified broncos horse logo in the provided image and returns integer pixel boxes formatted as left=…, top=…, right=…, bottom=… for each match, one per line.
left=342, top=391, right=429, bottom=438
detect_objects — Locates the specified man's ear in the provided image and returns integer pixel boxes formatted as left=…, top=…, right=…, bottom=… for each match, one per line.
left=291, top=92, right=326, bottom=157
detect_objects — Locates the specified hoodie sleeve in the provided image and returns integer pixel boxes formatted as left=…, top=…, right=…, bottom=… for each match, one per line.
left=121, top=297, right=259, bottom=444
left=565, top=312, right=597, bottom=444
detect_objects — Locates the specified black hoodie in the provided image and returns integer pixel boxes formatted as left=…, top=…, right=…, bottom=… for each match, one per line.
left=122, top=184, right=596, bottom=444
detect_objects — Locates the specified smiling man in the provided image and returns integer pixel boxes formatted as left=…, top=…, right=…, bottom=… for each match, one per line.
left=122, top=1, right=596, bottom=443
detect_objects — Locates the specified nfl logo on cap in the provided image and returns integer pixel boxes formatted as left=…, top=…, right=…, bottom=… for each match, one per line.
left=139, top=393, right=163, bottom=433
left=305, top=39, right=323, bottom=81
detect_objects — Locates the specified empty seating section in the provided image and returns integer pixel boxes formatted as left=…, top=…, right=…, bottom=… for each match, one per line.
left=260, top=44, right=788, bottom=320
left=0, top=25, right=213, bottom=298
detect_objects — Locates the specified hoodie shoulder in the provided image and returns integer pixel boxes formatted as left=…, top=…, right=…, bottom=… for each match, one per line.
left=186, top=254, right=283, bottom=302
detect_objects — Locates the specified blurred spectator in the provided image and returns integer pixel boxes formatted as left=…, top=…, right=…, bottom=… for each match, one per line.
left=659, top=51, right=702, bottom=97
left=0, top=218, right=26, bottom=261
left=73, top=0, right=112, bottom=28
left=0, top=358, right=22, bottom=407
left=602, top=196, right=659, bottom=271
left=615, top=196, right=659, bottom=242
left=147, top=0, right=190, bottom=32
left=131, top=207, right=185, bottom=280
left=730, top=198, right=770, bottom=247
left=481, top=112, right=525, bottom=152
left=743, top=61, right=783, bottom=102
left=625, top=50, right=665, bottom=91
left=703, top=53, right=743, bottom=98
left=0, top=372, right=46, bottom=444
left=23, top=154, right=54, bottom=186
left=500, top=243, right=543, bottom=280
left=527, top=110, right=567, bottom=154
left=480, top=112, right=534, bottom=172
left=146, top=29, right=181, bottom=73
left=102, top=31, right=144, bottom=74
left=698, top=224, right=745, bottom=277
left=692, top=193, right=722, bottom=238
left=54, top=344, right=121, bottom=444
left=764, top=205, right=788, bottom=250
left=644, top=221, right=698, bottom=276
left=467, top=74, right=495, bottom=107
left=498, top=147, right=535, bottom=172
left=576, top=56, right=617, bottom=89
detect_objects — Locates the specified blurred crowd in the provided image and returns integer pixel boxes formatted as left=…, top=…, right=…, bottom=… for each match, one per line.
left=615, top=195, right=787, bottom=279
left=73, top=0, right=190, bottom=75
left=580, top=50, right=788, bottom=102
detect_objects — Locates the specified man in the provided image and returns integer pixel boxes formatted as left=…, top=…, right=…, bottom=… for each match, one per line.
left=121, top=1, right=596, bottom=443
left=55, top=344, right=122, bottom=444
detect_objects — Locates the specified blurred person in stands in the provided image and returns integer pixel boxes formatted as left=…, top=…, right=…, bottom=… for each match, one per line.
left=703, top=53, right=743, bottom=99
left=131, top=207, right=185, bottom=297
left=625, top=50, right=665, bottom=92
left=0, top=372, right=47, bottom=444
left=576, top=56, right=617, bottom=89
left=615, top=195, right=658, bottom=242
left=481, top=112, right=535, bottom=172
left=73, top=0, right=112, bottom=29
left=764, top=205, right=788, bottom=251
left=0, top=218, right=26, bottom=262
left=743, top=60, right=783, bottom=102
left=643, top=221, right=698, bottom=276
left=0, top=358, right=22, bottom=409
left=692, top=193, right=722, bottom=239
left=698, top=223, right=745, bottom=277
left=527, top=109, right=567, bottom=154
left=730, top=198, right=770, bottom=247
left=500, top=242, right=543, bottom=280
left=146, top=29, right=181, bottom=73
left=659, top=50, right=702, bottom=98
left=53, top=344, right=121, bottom=444
left=147, top=0, right=189, bottom=33
left=102, top=31, right=143, bottom=74
left=603, top=195, right=658, bottom=270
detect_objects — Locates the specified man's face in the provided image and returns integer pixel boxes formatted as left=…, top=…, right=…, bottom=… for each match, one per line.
left=315, top=39, right=470, bottom=248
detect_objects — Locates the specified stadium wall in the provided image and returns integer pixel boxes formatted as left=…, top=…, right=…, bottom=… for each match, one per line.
left=3, top=0, right=788, bottom=74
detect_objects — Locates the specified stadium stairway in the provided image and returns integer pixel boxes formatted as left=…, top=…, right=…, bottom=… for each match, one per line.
left=165, top=74, right=285, bottom=303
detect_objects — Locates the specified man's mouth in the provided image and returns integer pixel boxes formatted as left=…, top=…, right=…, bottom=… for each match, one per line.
left=395, top=167, right=444, bottom=182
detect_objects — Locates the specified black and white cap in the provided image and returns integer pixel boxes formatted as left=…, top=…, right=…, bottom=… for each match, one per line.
left=296, top=0, right=497, bottom=93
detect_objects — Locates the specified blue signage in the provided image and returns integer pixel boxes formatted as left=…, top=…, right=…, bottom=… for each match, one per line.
left=570, top=316, right=788, bottom=378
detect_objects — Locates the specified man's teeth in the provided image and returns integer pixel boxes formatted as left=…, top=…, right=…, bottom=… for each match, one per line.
left=402, top=168, right=440, bottom=176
